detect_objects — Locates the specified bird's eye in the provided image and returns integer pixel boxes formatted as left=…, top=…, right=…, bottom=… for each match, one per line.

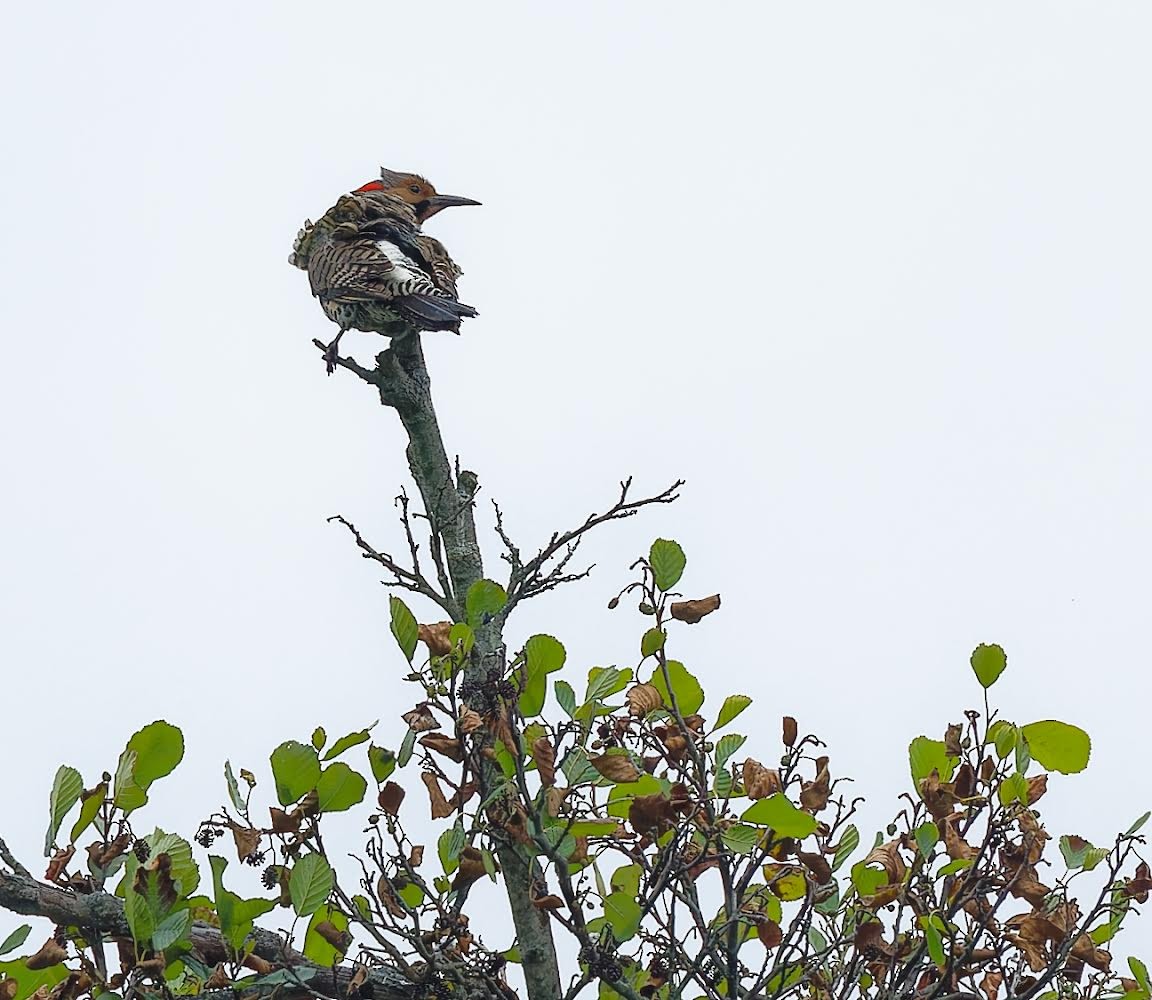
left=409, top=184, right=422, bottom=194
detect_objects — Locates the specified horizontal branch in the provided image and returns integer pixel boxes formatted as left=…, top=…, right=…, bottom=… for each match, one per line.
left=0, top=870, right=416, bottom=1000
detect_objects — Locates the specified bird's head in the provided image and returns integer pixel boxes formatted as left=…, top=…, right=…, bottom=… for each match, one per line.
left=354, top=169, right=480, bottom=223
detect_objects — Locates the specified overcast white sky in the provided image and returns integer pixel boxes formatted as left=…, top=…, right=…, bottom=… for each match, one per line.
left=2, top=0, right=1150, bottom=964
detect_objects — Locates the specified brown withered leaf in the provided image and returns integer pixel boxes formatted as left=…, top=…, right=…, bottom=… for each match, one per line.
left=980, top=971, right=1003, bottom=1000
left=1026, top=773, right=1049, bottom=805
left=919, top=770, right=959, bottom=822
left=669, top=594, right=721, bottom=624
left=133, top=852, right=179, bottom=915
left=782, top=716, right=798, bottom=747
left=629, top=793, right=676, bottom=837
left=45, top=846, right=75, bottom=883
left=418, top=621, right=454, bottom=656
left=532, top=894, right=566, bottom=911
left=49, top=971, right=91, bottom=1000
left=408, top=845, right=424, bottom=868
left=269, top=806, right=300, bottom=834
left=863, top=840, right=907, bottom=884
left=944, top=723, right=964, bottom=757
left=1011, top=875, right=1053, bottom=907
left=942, top=821, right=978, bottom=861
left=799, top=757, right=831, bottom=812
left=457, top=707, right=483, bottom=735
left=1008, top=912, right=1064, bottom=972
left=1069, top=934, right=1111, bottom=971
left=531, top=737, right=556, bottom=787
left=756, top=918, right=783, bottom=949
left=377, top=876, right=406, bottom=918
left=626, top=683, right=663, bottom=717
left=25, top=938, right=68, bottom=971
left=0, top=979, right=18, bottom=1000
left=346, top=965, right=369, bottom=997
left=96, top=834, right=132, bottom=868
left=953, top=762, right=976, bottom=800
left=1124, top=861, right=1152, bottom=903
left=378, top=781, right=405, bottom=816
left=853, top=921, right=892, bottom=956
left=743, top=759, right=782, bottom=800
left=421, top=772, right=455, bottom=820
left=1119, top=979, right=1144, bottom=994
left=204, top=965, right=232, bottom=991
left=570, top=837, right=589, bottom=865
left=315, top=919, right=353, bottom=954
left=419, top=734, right=463, bottom=762
left=590, top=753, right=640, bottom=783
left=242, top=954, right=275, bottom=975
left=798, top=851, right=832, bottom=884
left=230, top=823, right=263, bottom=862
left=401, top=704, right=440, bottom=733
left=450, top=782, right=478, bottom=811
left=544, top=786, right=570, bottom=817
left=452, top=847, right=487, bottom=891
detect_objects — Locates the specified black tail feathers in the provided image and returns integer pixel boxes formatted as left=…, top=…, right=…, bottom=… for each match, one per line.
left=392, top=294, right=478, bottom=332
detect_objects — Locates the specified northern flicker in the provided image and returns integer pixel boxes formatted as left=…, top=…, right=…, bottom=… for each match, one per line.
left=291, top=169, right=480, bottom=372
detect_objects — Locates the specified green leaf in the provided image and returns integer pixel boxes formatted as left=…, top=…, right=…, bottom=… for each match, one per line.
left=315, top=763, right=367, bottom=813
left=466, top=579, right=507, bottom=627
left=368, top=745, right=396, bottom=784
left=520, top=634, right=566, bottom=718
left=311, top=727, right=326, bottom=751
left=585, top=666, right=632, bottom=705
left=909, top=736, right=958, bottom=788
left=303, top=905, right=349, bottom=964
left=1126, top=811, right=1151, bottom=837
left=607, top=775, right=664, bottom=818
left=611, top=864, right=642, bottom=897
left=0, top=926, right=30, bottom=957
left=146, top=829, right=200, bottom=897
left=70, top=782, right=107, bottom=845
left=851, top=862, right=887, bottom=897
left=45, top=765, right=83, bottom=853
left=397, top=881, right=424, bottom=908
left=438, top=821, right=466, bottom=875
left=0, top=958, right=68, bottom=1000
left=713, top=768, right=734, bottom=798
left=604, top=892, right=642, bottom=941
left=113, top=749, right=146, bottom=814
left=715, top=695, right=753, bottom=730
left=290, top=854, right=334, bottom=917
left=562, top=748, right=602, bottom=786
left=920, top=914, right=945, bottom=967
left=568, top=820, right=621, bottom=837
left=1059, top=835, right=1109, bottom=872
left=554, top=680, right=577, bottom=718
left=224, top=761, right=246, bottom=813
left=649, top=539, right=686, bottom=591
left=914, top=822, right=940, bottom=858
left=323, top=724, right=375, bottom=761
left=720, top=824, right=761, bottom=854
left=970, top=643, right=1007, bottom=689
left=832, top=825, right=859, bottom=872
left=988, top=720, right=1018, bottom=759
left=152, top=908, right=191, bottom=951
left=208, top=856, right=275, bottom=952
left=1130, top=958, right=1151, bottom=996
left=126, top=720, right=185, bottom=789
left=647, top=660, right=704, bottom=716
left=389, top=596, right=419, bottom=663
left=998, top=772, right=1029, bottom=806
left=270, top=741, right=321, bottom=806
left=740, top=794, right=818, bottom=838
left=714, top=733, right=746, bottom=772
left=1020, top=720, right=1091, bottom=774
left=397, top=728, right=417, bottom=768
left=640, top=629, right=665, bottom=657
left=936, top=858, right=975, bottom=877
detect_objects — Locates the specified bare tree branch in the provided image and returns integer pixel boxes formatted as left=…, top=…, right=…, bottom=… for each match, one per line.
left=501, top=477, right=683, bottom=615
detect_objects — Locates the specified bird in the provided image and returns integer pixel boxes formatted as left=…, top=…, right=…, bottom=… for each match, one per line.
left=291, top=169, right=480, bottom=373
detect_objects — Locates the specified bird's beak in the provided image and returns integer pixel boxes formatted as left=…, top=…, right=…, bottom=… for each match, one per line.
left=422, top=193, right=482, bottom=218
